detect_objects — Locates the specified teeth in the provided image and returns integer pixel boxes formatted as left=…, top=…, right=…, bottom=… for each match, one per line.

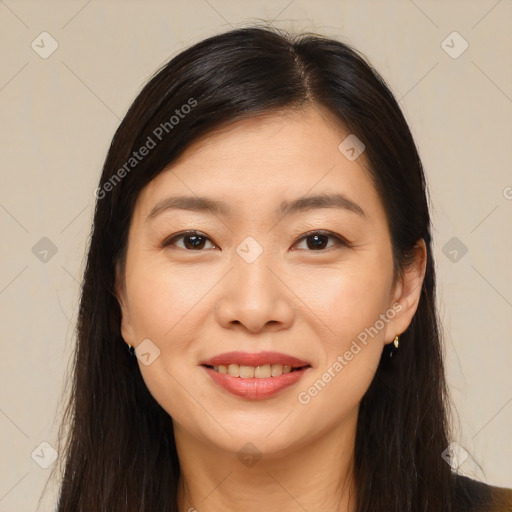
left=212, top=363, right=301, bottom=378
left=227, top=364, right=240, bottom=377
left=239, top=365, right=254, bottom=378
left=271, top=364, right=283, bottom=376
left=255, top=364, right=271, bottom=378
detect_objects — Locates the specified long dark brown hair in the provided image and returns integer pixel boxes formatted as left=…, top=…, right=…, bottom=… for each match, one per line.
left=49, top=25, right=455, bottom=511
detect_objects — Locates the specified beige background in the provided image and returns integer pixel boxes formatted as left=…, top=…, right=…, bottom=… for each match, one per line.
left=0, top=0, right=511, bottom=510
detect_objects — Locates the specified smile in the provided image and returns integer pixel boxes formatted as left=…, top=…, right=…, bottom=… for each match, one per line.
left=200, top=351, right=312, bottom=400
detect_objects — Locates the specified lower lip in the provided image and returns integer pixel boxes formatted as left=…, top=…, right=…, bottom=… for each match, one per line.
left=202, top=366, right=310, bottom=400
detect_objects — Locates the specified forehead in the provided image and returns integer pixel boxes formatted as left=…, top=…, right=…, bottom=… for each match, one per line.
left=134, top=106, right=385, bottom=224
left=172, top=106, right=349, bottom=172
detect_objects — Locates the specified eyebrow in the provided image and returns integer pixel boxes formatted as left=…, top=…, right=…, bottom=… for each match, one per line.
left=146, top=192, right=366, bottom=222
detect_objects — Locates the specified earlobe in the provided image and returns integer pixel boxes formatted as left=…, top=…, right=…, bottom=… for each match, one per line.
left=385, top=238, right=427, bottom=343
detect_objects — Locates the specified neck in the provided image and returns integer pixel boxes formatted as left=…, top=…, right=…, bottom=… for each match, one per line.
left=174, top=410, right=358, bottom=512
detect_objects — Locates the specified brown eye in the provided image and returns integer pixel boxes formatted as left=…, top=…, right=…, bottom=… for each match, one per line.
left=162, top=231, right=216, bottom=251
left=293, top=231, right=349, bottom=251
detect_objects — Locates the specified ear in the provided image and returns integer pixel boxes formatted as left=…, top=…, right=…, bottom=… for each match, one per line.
left=115, top=262, right=136, bottom=347
left=384, top=238, right=427, bottom=344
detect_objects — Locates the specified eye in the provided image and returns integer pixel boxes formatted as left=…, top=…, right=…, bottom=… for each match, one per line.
left=292, top=230, right=350, bottom=251
left=162, top=231, right=217, bottom=251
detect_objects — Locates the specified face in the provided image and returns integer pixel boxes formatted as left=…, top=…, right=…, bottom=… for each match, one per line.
left=116, top=106, right=425, bottom=458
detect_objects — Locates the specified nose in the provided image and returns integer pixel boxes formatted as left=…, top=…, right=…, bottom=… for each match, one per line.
left=214, top=253, right=295, bottom=334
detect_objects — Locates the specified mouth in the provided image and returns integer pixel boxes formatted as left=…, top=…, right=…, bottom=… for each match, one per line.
left=199, top=352, right=312, bottom=400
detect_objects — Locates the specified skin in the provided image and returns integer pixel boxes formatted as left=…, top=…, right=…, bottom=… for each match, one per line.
left=116, top=105, right=427, bottom=512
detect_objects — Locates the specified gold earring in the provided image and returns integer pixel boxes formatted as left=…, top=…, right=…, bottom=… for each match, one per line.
left=393, top=334, right=400, bottom=349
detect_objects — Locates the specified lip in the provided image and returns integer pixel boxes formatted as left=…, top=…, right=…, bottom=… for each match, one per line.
left=200, top=351, right=311, bottom=400
left=202, top=365, right=311, bottom=400
left=199, top=351, right=310, bottom=368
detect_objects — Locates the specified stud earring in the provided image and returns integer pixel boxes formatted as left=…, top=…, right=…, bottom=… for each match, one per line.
left=389, top=334, right=400, bottom=359
left=127, top=344, right=136, bottom=357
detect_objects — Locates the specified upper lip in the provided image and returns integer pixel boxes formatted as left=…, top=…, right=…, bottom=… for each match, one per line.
left=200, top=351, right=311, bottom=368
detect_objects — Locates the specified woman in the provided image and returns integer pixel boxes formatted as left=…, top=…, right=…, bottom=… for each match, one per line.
left=52, top=26, right=512, bottom=511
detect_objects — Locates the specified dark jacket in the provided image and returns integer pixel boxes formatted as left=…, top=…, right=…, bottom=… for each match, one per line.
left=454, top=474, right=512, bottom=511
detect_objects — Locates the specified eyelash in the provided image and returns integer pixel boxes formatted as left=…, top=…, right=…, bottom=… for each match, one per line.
left=161, top=230, right=351, bottom=252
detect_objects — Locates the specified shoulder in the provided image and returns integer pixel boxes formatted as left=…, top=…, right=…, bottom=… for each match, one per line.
left=453, top=473, right=512, bottom=511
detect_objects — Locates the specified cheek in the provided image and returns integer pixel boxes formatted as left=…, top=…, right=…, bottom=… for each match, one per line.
left=126, top=259, right=215, bottom=341
left=124, top=260, right=216, bottom=426
left=294, top=257, right=393, bottom=396
left=294, top=268, right=391, bottom=417
left=296, top=259, right=393, bottom=345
